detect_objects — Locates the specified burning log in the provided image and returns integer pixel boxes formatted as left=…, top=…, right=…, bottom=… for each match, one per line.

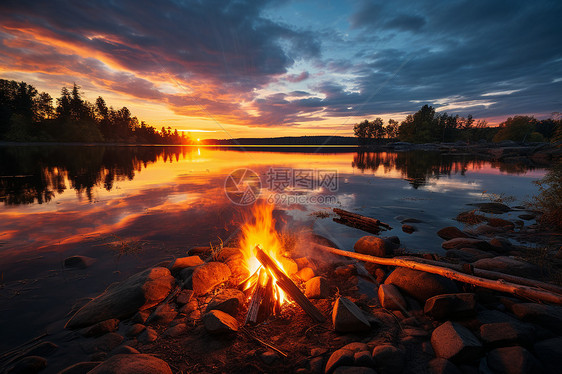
left=314, top=243, right=562, bottom=305
left=333, top=208, right=392, bottom=234
left=255, top=247, right=326, bottom=323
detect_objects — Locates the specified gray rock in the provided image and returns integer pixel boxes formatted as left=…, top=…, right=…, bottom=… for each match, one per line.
left=384, top=267, right=458, bottom=303
left=332, top=297, right=371, bottom=333
left=437, top=227, right=471, bottom=241
left=7, top=356, right=47, bottom=374
left=441, top=238, right=492, bottom=251
left=378, top=284, right=406, bottom=310
left=511, top=303, right=562, bottom=334
left=472, top=257, right=539, bottom=278
left=372, top=344, right=405, bottom=374
left=305, top=276, right=331, bottom=299
left=424, top=293, right=476, bottom=320
left=533, top=337, right=562, bottom=374
left=427, top=358, right=462, bottom=374
left=58, top=361, right=101, bottom=374
left=64, top=255, right=96, bottom=269
left=192, top=262, right=231, bottom=296
left=66, top=267, right=174, bottom=329
left=487, top=346, right=542, bottom=374
left=81, top=319, right=120, bottom=337
left=169, top=256, right=203, bottom=273
left=203, top=310, right=239, bottom=334
left=354, top=236, right=395, bottom=257
left=431, top=321, right=482, bottom=363
left=205, top=288, right=245, bottom=315
left=325, top=349, right=354, bottom=374
left=480, top=322, right=535, bottom=347
left=88, top=354, right=172, bottom=374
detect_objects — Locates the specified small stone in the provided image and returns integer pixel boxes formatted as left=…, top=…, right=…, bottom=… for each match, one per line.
left=205, top=288, right=245, bottom=315
left=192, top=262, right=231, bottom=296
left=487, top=346, right=542, bottom=374
left=296, top=267, right=315, bottom=282
left=203, top=310, right=239, bottom=334
left=487, top=218, right=515, bottom=229
left=441, top=238, right=492, bottom=251
left=431, top=321, right=482, bottom=363
left=427, top=358, right=462, bottom=374
left=341, top=342, right=369, bottom=353
left=424, top=293, right=476, bottom=320
left=131, top=310, right=149, bottom=324
left=305, top=276, right=330, bottom=299
left=147, top=304, right=177, bottom=325
left=110, top=345, right=140, bottom=355
left=378, top=284, right=406, bottom=310
left=81, top=318, right=120, bottom=337
left=518, top=214, right=536, bottom=220
left=260, top=350, right=279, bottom=365
left=372, top=344, right=405, bottom=374
left=58, top=361, right=101, bottom=374
left=176, top=289, right=194, bottom=305
left=309, top=356, right=324, bottom=374
left=8, top=356, right=47, bottom=374
left=169, top=256, right=204, bottom=273
left=163, top=323, right=188, bottom=337
left=64, top=255, right=96, bottom=269
left=82, top=332, right=124, bottom=353
left=354, top=351, right=374, bottom=367
left=125, top=324, right=145, bottom=337
left=88, top=354, right=172, bottom=374
left=138, top=327, right=158, bottom=343
left=279, top=257, right=298, bottom=275
left=188, top=310, right=201, bottom=321
left=295, top=257, right=314, bottom=270
left=332, top=297, right=371, bottom=333
left=402, top=224, right=416, bottom=234
left=179, top=300, right=198, bottom=315
left=437, top=227, right=471, bottom=240
left=325, top=349, right=354, bottom=374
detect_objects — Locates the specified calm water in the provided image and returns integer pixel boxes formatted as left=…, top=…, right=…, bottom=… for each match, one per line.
left=0, top=145, right=546, bottom=351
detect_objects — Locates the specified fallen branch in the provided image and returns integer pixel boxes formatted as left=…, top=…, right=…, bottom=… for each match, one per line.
left=241, top=326, right=287, bottom=358
left=333, top=208, right=392, bottom=234
left=313, top=243, right=562, bottom=305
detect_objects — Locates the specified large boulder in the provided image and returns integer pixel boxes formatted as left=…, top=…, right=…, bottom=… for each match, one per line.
left=354, top=236, right=395, bottom=257
left=88, top=354, right=172, bottom=374
left=472, top=257, right=540, bottom=278
left=431, top=321, right=482, bottom=363
left=437, top=227, right=471, bottom=241
left=424, top=293, right=476, bottom=320
left=384, top=268, right=458, bottom=303
left=486, top=346, right=542, bottom=374
left=66, top=267, right=174, bottom=329
left=332, top=297, right=371, bottom=333
left=192, top=262, right=231, bottom=296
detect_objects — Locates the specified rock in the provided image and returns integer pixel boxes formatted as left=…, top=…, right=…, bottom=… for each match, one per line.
left=169, top=256, right=204, bottom=273
left=110, top=345, right=140, bottom=355
left=138, top=327, right=158, bottom=343
left=472, top=257, right=539, bottom=278
left=489, top=238, right=513, bottom=252
left=427, top=358, right=462, bottom=374
left=296, top=267, right=315, bottom=281
left=333, top=367, right=376, bottom=374
left=82, top=332, right=124, bottom=353
left=188, top=310, right=201, bottom=321
left=88, top=354, right=172, bottom=374
left=471, top=224, right=506, bottom=236
left=511, top=303, right=562, bottom=334
left=205, top=288, right=245, bottom=315
left=125, top=324, right=145, bottom=337
left=402, top=224, right=416, bottom=234
left=179, top=300, right=198, bottom=315
left=441, top=238, right=492, bottom=251
left=384, top=267, right=458, bottom=303
left=402, top=218, right=423, bottom=224
left=192, top=262, right=231, bottom=296
left=58, top=361, right=101, bottom=374
left=176, top=289, right=194, bottom=305
left=20, top=341, right=58, bottom=357
left=480, top=322, right=535, bottom=347
left=474, top=202, right=512, bottom=214
left=279, top=257, right=299, bottom=275
left=354, top=351, right=374, bottom=367
left=487, top=346, right=542, bottom=374
left=424, top=293, right=476, bottom=320
left=325, top=349, right=354, bottom=374
left=378, top=284, right=406, bottom=310
left=147, top=304, right=177, bottom=325
left=518, top=214, right=535, bottom=221
left=64, top=255, right=96, bottom=269
left=7, top=356, right=47, bottom=374
left=342, top=342, right=369, bottom=353
left=163, top=323, right=188, bottom=337
left=305, top=276, right=331, bottom=299
left=354, top=236, right=395, bottom=257
left=533, top=337, right=562, bottom=374
left=260, top=351, right=279, bottom=365
left=66, top=267, right=174, bottom=329
left=81, top=319, right=120, bottom=337
left=332, top=297, right=371, bottom=333
left=309, top=356, right=324, bottom=374
left=295, top=257, right=314, bottom=270
left=203, top=310, right=238, bottom=334
left=437, top=226, right=471, bottom=240
left=445, top=248, right=493, bottom=262
left=131, top=311, right=149, bottom=324
left=487, top=218, right=515, bottom=229
left=372, top=344, right=405, bottom=374
left=431, top=321, right=482, bottom=363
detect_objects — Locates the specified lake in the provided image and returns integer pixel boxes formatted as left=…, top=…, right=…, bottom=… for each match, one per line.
left=0, top=145, right=547, bottom=351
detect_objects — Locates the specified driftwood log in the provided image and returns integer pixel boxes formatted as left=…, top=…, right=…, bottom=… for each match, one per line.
left=333, top=208, right=392, bottom=234
left=255, top=247, right=326, bottom=323
left=313, top=243, right=562, bottom=305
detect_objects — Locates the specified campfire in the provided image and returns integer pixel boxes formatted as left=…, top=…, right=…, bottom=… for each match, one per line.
left=237, top=203, right=325, bottom=324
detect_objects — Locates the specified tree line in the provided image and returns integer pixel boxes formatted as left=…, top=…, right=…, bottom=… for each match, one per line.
left=0, top=79, right=193, bottom=144
left=354, top=104, right=561, bottom=144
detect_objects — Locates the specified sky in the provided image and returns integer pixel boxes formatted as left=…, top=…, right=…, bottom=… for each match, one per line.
left=1, top=0, right=561, bottom=139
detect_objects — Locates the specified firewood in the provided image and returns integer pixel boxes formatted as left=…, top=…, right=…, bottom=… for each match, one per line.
left=313, top=243, right=562, bottom=305
left=333, top=208, right=392, bottom=233
left=255, top=247, right=326, bottom=323
left=245, top=268, right=267, bottom=325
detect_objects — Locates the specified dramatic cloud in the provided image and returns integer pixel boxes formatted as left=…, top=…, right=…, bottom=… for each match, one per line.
left=0, top=0, right=560, bottom=132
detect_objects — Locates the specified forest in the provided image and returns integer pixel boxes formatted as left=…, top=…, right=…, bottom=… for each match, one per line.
left=0, top=79, right=192, bottom=144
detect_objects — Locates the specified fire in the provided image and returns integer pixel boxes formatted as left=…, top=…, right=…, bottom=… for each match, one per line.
left=239, top=202, right=288, bottom=306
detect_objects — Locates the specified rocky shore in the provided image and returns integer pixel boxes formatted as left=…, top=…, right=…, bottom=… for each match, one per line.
left=2, top=203, right=562, bottom=374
